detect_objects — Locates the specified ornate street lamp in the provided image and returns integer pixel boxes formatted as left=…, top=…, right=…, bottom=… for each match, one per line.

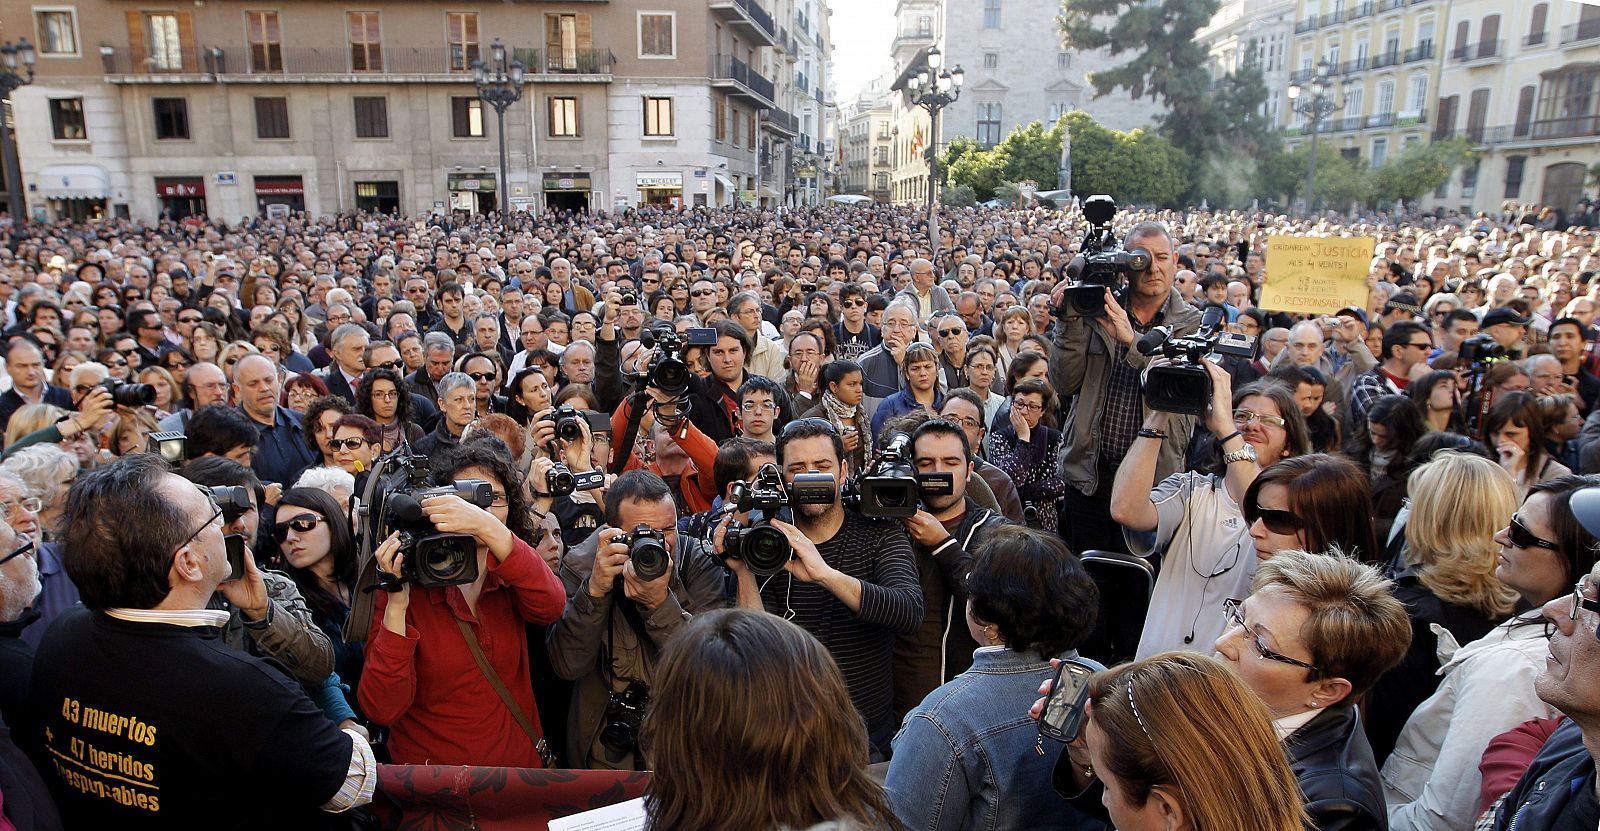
left=472, top=39, right=525, bottom=215
left=906, top=46, right=963, bottom=254
left=0, top=38, right=37, bottom=222
left=1287, top=57, right=1352, bottom=214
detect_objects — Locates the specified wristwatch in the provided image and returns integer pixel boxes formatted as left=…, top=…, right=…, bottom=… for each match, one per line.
left=1222, top=443, right=1258, bottom=465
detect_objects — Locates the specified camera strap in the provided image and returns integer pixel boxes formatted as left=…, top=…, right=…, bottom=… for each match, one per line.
left=454, top=618, right=558, bottom=768
left=609, top=389, right=651, bottom=475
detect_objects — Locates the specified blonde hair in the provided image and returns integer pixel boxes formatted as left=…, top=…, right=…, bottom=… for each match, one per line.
left=4, top=403, right=66, bottom=448
left=1089, top=653, right=1307, bottom=831
left=1404, top=452, right=1519, bottom=618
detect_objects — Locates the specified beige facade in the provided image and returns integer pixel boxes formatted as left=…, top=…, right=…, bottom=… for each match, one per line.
left=841, top=76, right=892, bottom=201
left=5, top=0, right=828, bottom=220
left=1425, top=0, right=1600, bottom=216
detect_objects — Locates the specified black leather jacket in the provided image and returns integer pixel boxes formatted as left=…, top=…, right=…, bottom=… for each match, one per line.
left=1287, top=703, right=1388, bottom=831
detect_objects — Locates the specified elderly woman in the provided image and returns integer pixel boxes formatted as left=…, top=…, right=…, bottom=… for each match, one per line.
left=2, top=444, right=81, bottom=538
left=887, top=526, right=1101, bottom=830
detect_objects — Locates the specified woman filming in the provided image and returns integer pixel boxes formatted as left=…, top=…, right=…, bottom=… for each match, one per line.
left=360, top=438, right=567, bottom=767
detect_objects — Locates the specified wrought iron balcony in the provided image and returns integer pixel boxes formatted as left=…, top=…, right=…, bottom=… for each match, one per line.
left=711, top=54, right=776, bottom=107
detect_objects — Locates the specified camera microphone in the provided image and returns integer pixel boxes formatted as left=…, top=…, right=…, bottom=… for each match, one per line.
left=1136, top=326, right=1173, bottom=356
left=1197, top=304, right=1227, bottom=334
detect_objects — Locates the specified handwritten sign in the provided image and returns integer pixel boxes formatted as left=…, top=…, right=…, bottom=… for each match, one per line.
left=1260, top=235, right=1375, bottom=315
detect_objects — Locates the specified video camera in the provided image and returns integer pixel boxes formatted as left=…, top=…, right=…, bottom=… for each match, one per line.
left=846, top=432, right=954, bottom=519
left=634, top=322, right=718, bottom=397
left=355, top=448, right=495, bottom=589
left=724, top=463, right=835, bottom=577
left=1060, top=195, right=1151, bottom=318
left=540, top=405, right=607, bottom=497
left=1136, top=306, right=1256, bottom=416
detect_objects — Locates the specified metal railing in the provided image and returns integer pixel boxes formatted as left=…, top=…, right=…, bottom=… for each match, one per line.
left=1295, top=17, right=1318, bottom=33
left=1532, top=115, right=1600, bottom=139
left=710, top=54, right=776, bottom=102
left=1403, top=43, right=1434, bottom=62
left=1562, top=19, right=1600, bottom=45
left=1320, top=11, right=1343, bottom=26
left=762, top=107, right=798, bottom=133
left=1366, top=111, right=1396, bottom=128
left=105, top=44, right=613, bottom=78
left=515, top=47, right=615, bottom=76
left=1450, top=40, right=1501, bottom=61
left=1377, top=0, right=1405, bottom=12
left=1371, top=49, right=1401, bottom=68
left=1525, top=31, right=1547, bottom=47
left=1347, top=2, right=1374, bottom=21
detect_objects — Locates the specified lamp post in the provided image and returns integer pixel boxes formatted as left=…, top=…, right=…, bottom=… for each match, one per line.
left=0, top=38, right=37, bottom=224
left=472, top=39, right=524, bottom=216
left=1286, top=57, right=1350, bottom=215
left=905, top=47, right=963, bottom=255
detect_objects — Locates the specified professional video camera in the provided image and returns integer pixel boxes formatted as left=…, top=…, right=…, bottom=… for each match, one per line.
left=102, top=377, right=156, bottom=408
left=353, top=448, right=495, bottom=589
left=724, top=463, right=835, bottom=577
left=632, top=322, right=719, bottom=397
left=1136, top=306, right=1257, bottom=416
left=620, top=524, right=671, bottom=582
left=1059, top=195, right=1151, bottom=318
left=847, top=432, right=954, bottom=519
left=540, top=405, right=606, bottom=497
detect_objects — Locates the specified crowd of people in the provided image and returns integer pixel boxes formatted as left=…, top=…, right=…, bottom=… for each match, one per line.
left=0, top=199, right=1598, bottom=830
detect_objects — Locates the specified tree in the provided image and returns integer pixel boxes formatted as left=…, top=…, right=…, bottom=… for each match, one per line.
left=939, top=136, right=983, bottom=185
left=1370, top=138, right=1474, bottom=207
left=1062, top=112, right=1187, bottom=206
left=940, top=184, right=977, bottom=207
left=946, top=147, right=1009, bottom=201
left=995, top=121, right=1064, bottom=187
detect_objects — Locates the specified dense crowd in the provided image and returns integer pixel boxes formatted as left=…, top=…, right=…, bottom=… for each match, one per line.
left=0, top=200, right=1598, bottom=831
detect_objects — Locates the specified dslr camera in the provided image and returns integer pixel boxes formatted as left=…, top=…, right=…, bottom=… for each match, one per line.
left=724, top=463, right=835, bottom=577
left=1459, top=333, right=1507, bottom=365
left=633, top=322, right=718, bottom=397
left=355, top=449, right=496, bottom=589
left=1136, top=306, right=1256, bottom=416
left=539, top=405, right=607, bottom=497
left=848, top=431, right=954, bottom=519
left=1059, top=195, right=1152, bottom=318
left=599, top=680, right=650, bottom=762
left=620, top=524, right=671, bottom=582
left=101, top=377, right=157, bottom=408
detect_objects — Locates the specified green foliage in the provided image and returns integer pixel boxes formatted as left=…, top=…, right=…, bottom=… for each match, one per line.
left=940, top=183, right=977, bottom=207
left=994, top=181, right=1023, bottom=207
left=1062, top=112, right=1186, bottom=206
left=994, top=121, right=1064, bottom=187
left=939, top=136, right=983, bottom=182
left=946, top=148, right=1008, bottom=201
left=1369, top=138, right=1474, bottom=206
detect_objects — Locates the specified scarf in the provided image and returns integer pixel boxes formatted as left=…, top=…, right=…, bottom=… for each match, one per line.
left=820, top=391, right=870, bottom=451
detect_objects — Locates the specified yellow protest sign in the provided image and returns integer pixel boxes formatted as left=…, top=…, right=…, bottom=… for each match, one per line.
left=1260, top=236, right=1375, bottom=315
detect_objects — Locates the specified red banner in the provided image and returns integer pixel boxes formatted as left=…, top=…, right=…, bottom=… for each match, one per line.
left=155, top=178, right=205, bottom=199
left=374, top=764, right=651, bottom=829
left=254, top=177, right=304, bottom=196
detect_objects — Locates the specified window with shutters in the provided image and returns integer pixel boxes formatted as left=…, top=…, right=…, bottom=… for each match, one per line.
left=546, top=14, right=591, bottom=71
left=348, top=11, right=382, bottom=72
left=732, top=105, right=741, bottom=147
left=353, top=96, right=388, bottom=138
left=1461, top=159, right=1480, bottom=199
left=1504, top=156, right=1526, bottom=199
left=643, top=96, right=673, bottom=136
left=35, top=9, right=79, bottom=55
left=49, top=98, right=86, bottom=140
left=254, top=96, right=289, bottom=139
left=639, top=12, right=675, bottom=58
left=447, top=12, right=479, bottom=72
left=1514, top=86, right=1535, bottom=137
left=1528, top=4, right=1548, bottom=46
left=144, top=12, right=185, bottom=71
left=152, top=97, right=189, bottom=140
left=716, top=96, right=728, bottom=142
left=451, top=97, right=484, bottom=138
left=549, top=97, right=579, bottom=137
left=245, top=11, right=282, bottom=72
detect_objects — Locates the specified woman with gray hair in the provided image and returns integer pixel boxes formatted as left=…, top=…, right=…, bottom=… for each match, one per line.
left=2, top=444, right=80, bottom=539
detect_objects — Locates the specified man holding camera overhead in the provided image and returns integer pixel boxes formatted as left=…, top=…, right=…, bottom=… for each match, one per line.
left=1050, top=219, right=1199, bottom=555
left=546, top=470, right=727, bottom=770
left=719, top=418, right=923, bottom=760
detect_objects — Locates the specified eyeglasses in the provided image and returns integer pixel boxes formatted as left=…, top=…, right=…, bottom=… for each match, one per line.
left=937, top=327, right=966, bottom=338
left=690, top=289, right=715, bottom=297
left=1407, top=341, right=1433, bottom=350
left=1508, top=514, right=1561, bottom=551
left=1233, top=409, right=1287, bottom=428
left=370, top=388, right=400, bottom=400
left=842, top=299, right=865, bottom=308
left=105, top=358, right=128, bottom=367
left=368, top=360, right=404, bottom=371
left=181, top=484, right=224, bottom=548
left=466, top=371, right=497, bottom=382
left=1565, top=577, right=1600, bottom=626
left=1245, top=503, right=1304, bottom=535
left=1223, top=598, right=1322, bottom=672
left=0, top=497, right=42, bottom=518
left=0, top=536, right=35, bottom=568
left=327, top=437, right=369, bottom=451
left=1011, top=400, right=1042, bottom=412
left=272, top=513, right=325, bottom=543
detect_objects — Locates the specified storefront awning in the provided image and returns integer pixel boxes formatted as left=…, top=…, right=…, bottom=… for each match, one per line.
left=36, top=164, right=110, bottom=200
left=758, top=185, right=782, bottom=199
left=713, top=173, right=737, bottom=192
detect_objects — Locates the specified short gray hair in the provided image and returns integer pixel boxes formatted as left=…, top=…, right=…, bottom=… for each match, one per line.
left=436, top=371, right=475, bottom=401
left=728, top=291, right=761, bottom=315
left=293, top=466, right=356, bottom=506
left=422, top=331, right=457, bottom=355
left=330, top=323, right=368, bottom=351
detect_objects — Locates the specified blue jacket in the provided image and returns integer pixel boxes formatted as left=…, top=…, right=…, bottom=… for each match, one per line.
left=885, top=646, right=1104, bottom=831
left=249, top=405, right=317, bottom=487
left=871, top=389, right=944, bottom=442
left=1493, top=718, right=1594, bottom=831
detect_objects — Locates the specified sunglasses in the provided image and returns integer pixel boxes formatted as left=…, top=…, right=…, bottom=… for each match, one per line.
left=272, top=513, right=325, bottom=542
left=179, top=315, right=202, bottom=324
left=466, top=371, right=497, bottom=382
left=327, top=437, right=369, bottom=451
left=937, top=327, right=965, bottom=338
left=1246, top=504, right=1304, bottom=535
left=690, top=289, right=715, bottom=297
left=1508, top=514, right=1560, bottom=551
left=368, top=360, right=404, bottom=371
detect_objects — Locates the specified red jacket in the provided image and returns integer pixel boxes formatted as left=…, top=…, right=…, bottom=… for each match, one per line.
left=611, top=396, right=720, bottom=514
left=359, top=536, right=565, bottom=767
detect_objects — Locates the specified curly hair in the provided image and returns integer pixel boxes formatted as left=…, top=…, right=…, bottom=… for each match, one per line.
left=967, top=525, right=1098, bottom=660
left=356, top=366, right=413, bottom=425
left=301, top=395, right=352, bottom=460
left=430, top=436, right=536, bottom=545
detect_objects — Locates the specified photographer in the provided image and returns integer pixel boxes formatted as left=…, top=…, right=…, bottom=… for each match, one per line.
left=545, top=470, right=728, bottom=769
left=1049, top=221, right=1200, bottom=554
left=720, top=418, right=923, bottom=758
left=359, top=439, right=567, bottom=768
left=891, top=417, right=1011, bottom=715
left=609, top=384, right=719, bottom=515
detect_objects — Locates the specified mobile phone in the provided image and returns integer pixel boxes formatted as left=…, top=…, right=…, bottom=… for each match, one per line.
left=224, top=533, right=248, bottom=582
left=1037, top=658, right=1105, bottom=744
left=1565, top=374, right=1579, bottom=386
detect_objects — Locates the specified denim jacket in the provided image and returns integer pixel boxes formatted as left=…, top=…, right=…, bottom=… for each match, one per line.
left=885, top=646, right=1104, bottom=831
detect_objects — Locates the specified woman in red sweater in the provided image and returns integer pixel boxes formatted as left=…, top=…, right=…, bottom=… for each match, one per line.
left=360, top=438, right=567, bottom=768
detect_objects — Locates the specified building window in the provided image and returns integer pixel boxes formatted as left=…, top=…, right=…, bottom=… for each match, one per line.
left=977, top=102, right=1002, bottom=146
left=451, top=97, right=485, bottom=138
left=639, top=13, right=675, bottom=58
left=983, top=0, right=1001, bottom=28
left=732, top=105, right=741, bottom=147
left=35, top=10, right=78, bottom=55
left=446, top=12, right=480, bottom=72
left=1406, top=74, right=1427, bottom=112
left=546, top=13, right=586, bottom=71
left=917, top=15, right=932, bottom=36
left=245, top=11, right=282, bottom=72
left=145, top=12, right=184, bottom=71
left=549, top=96, right=579, bottom=136
left=1058, top=52, right=1071, bottom=68
left=983, top=53, right=998, bottom=69
left=353, top=96, right=388, bottom=138
left=875, top=172, right=889, bottom=190
left=348, top=11, right=383, bottom=72
left=152, top=97, right=189, bottom=140
left=354, top=181, right=399, bottom=213
left=1461, top=158, right=1480, bottom=199
left=1504, top=155, right=1526, bottom=198
left=716, top=96, right=728, bottom=142
left=48, top=97, right=86, bottom=140
left=1528, top=4, right=1548, bottom=45
left=643, top=96, right=673, bottom=136
left=1376, top=79, right=1395, bottom=117
left=1371, top=137, right=1387, bottom=167
left=253, top=96, right=289, bottom=139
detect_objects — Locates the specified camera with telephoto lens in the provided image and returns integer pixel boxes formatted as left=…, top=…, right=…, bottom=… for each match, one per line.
left=102, top=377, right=156, bottom=408
left=1059, top=195, right=1151, bottom=318
left=621, top=524, right=670, bottom=582
left=359, top=449, right=495, bottom=588
left=1459, top=333, right=1507, bottom=364
left=539, top=405, right=607, bottom=497
left=724, top=463, right=836, bottom=577
left=847, top=432, right=955, bottom=518
left=1135, top=306, right=1257, bottom=416
left=599, top=680, right=650, bottom=762
left=543, top=405, right=586, bottom=443
left=633, top=322, right=719, bottom=397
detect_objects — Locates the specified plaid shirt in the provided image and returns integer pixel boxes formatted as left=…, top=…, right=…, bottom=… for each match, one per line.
left=1100, top=311, right=1164, bottom=466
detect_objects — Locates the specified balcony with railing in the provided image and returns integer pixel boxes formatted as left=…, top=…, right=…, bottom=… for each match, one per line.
left=710, top=54, right=776, bottom=107
left=1290, top=67, right=1314, bottom=83
left=1450, top=40, right=1501, bottom=63
left=1347, top=2, right=1374, bottom=21
left=1525, top=31, right=1547, bottom=47
left=1332, top=115, right=1365, bottom=132
left=1403, top=43, right=1434, bottom=62
left=711, top=0, right=778, bottom=45
left=1377, top=0, right=1405, bottom=12
left=1533, top=115, right=1600, bottom=140
left=1365, top=111, right=1396, bottom=128
left=762, top=106, right=799, bottom=136
left=1562, top=19, right=1600, bottom=46
left=1320, top=11, right=1343, bottom=27
left=101, top=44, right=613, bottom=81
left=1295, top=16, right=1318, bottom=34
left=1338, top=56, right=1369, bottom=74
left=1370, top=49, right=1401, bottom=68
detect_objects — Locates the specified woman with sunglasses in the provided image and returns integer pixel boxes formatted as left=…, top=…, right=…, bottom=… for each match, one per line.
left=275, top=486, right=365, bottom=719
left=328, top=414, right=381, bottom=480
left=1381, top=474, right=1600, bottom=829
left=870, top=343, right=945, bottom=443
left=1242, top=453, right=1379, bottom=562
left=1112, top=370, right=1312, bottom=660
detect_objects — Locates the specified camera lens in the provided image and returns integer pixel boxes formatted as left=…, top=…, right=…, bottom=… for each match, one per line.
left=629, top=533, right=670, bottom=582
left=650, top=358, right=689, bottom=396
left=742, top=525, right=792, bottom=577
left=547, top=465, right=576, bottom=498
left=557, top=417, right=583, bottom=442
left=415, top=536, right=475, bottom=585
left=104, top=380, right=157, bottom=408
